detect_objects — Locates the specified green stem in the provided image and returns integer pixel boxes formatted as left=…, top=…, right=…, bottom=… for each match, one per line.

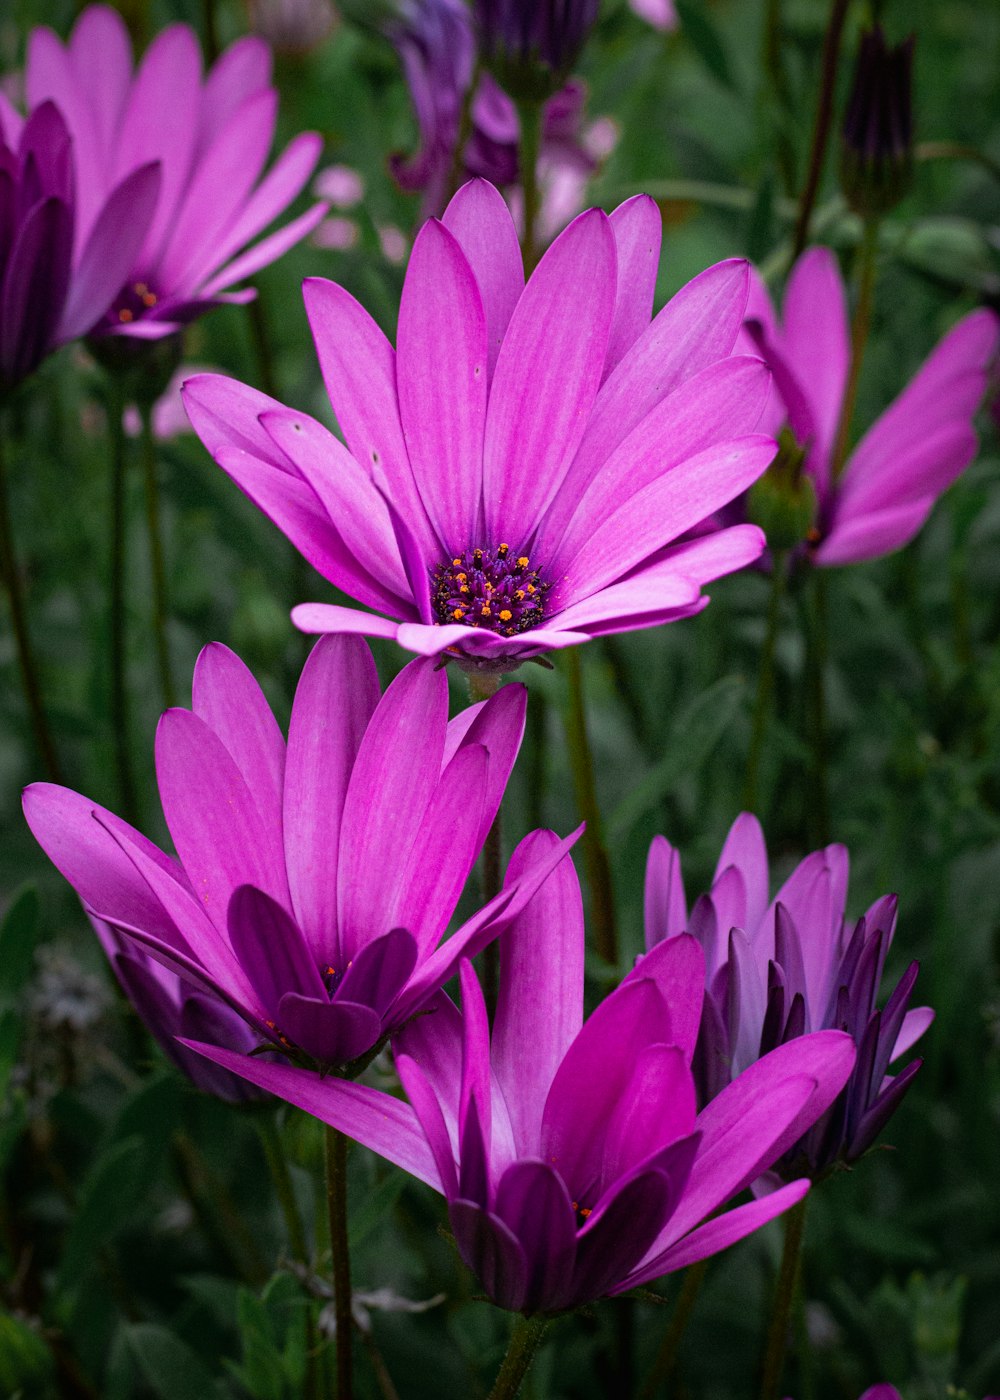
left=564, top=648, right=618, bottom=965
left=247, top=292, right=279, bottom=401
left=806, top=571, right=831, bottom=847
left=637, top=1258, right=710, bottom=1400
left=107, top=384, right=138, bottom=824
left=791, top=0, right=852, bottom=260
left=446, top=62, right=480, bottom=203
left=759, top=1194, right=809, bottom=1400
left=325, top=1124, right=354, bottom=1400
left=762, top=0, right=797, bottom=195
left=830, top=217, right=880, bottom=478
left=140, top=404, right=176, bottom=709
left=516, top=99, right=544, bottom=276
left=487, top=1315, right=551, bottom=1400
left=743, top=554, right=787, bottom=813
left=257, top=1114, right=309, bottom=1265
left=0, top=413, right=62, bottom=781
left=201, top=0, right=220, bottom=62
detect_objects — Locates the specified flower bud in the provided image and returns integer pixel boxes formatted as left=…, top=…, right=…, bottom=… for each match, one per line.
left=473, top=0, right=599, bottom=101
left=840, top=26, right=915, bottom=219
left=746, top=428, right=817, bottom=553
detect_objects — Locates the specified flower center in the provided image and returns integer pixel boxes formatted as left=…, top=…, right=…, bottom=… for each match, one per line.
left=431, top=544, right=549, bottom=637
left=111, top=279, right=160, bottom=325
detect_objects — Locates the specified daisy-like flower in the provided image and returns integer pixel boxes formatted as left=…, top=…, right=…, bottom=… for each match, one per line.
left=187, top=831, right=855, bottom=1312
left=739, top=248, right=999, bottom=566
left=184, top=179, right=774, bottom=675
left=24, top=636, right=579, bottom=1074
left=23, top=4, right=326, bottom=342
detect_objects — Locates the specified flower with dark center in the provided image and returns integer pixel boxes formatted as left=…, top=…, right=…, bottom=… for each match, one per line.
left=25, top=636, right=580, bottom=1076
left=184, top=179, right=775, bottom=676
left=23, top=5, right=327, bottom=344
left=643, top=813, right=934, bottom=1180
left=187, top=831, right=856, bottom=1312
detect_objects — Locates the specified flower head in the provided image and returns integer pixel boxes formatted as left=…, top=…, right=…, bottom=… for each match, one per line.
left=92, top=915, right=266, bottom=1103
left=840, top=26, right=914, bottom=219
left=184, top=179, right=773, bottom=675
left=738, top=248, right=999, bottom=566
left=187, top=833, right=855, bottom=1312
left=24, top=636, right=578, bottom=1074
left=644, top=814, right=934, bottom=1178
left=0, top=99, right=159, bottom=390
left=474, top=0, right=600, bottom=99
left=23, top=5, right=326, bottom=343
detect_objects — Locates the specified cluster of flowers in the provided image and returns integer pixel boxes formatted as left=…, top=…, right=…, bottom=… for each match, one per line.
left=4, top=1, right=998, bottom=1390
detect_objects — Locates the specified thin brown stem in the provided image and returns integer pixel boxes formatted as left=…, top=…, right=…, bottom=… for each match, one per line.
left=791, top=0, right=852, bottom=260
left=107, top=382, right=138, bottom=823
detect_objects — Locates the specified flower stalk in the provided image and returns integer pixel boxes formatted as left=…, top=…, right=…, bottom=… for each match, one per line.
left=107, top=381, right=138, bottom=824
left=564, top=648, right=618, bottom=965
left=0, top=414, right=62, bottom=781
left=743, top=551, right=787, bottom=813
left=637, top=1259, right=710, bottom=1400
left=325, top=1123, right=354, bottom=1400
left=831, top=217, right=880, bottom=479
left=257, top=1113, right=309, bottom=1267
left=487, top=1314, right=551, bottom=1400
left=516, top=98, right=544, bottom=275
left=791, top=0, right=852, bottom=260
left=140, top=403, right=176, bottom=710
left=759, top=1193, right=809, bottom=1400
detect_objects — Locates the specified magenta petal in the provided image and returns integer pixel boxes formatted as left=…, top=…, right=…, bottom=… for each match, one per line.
left=443, top=682, right=526, bottom=848
left=714, top=813, right=769, bottom=931
left=291, top=604, right=403, bottom=643
left=449, top=1201, right=528, bottom=1312
left=276, top=993, right=382, bottom=1065
left=337, top=659, right=448, bottom=957
left=891, top=1006, right=934, bottom=1061
left=199, top=35, right=271, bottom=135
left=394, top=1052, right=458, bottom=1197
left=570, top=1169, right=676, bottom=1306
left=396, top=218, right=488, bottom=551
left=644, top=835, right=687, bottom=949
left=628, top=1179, right=810, bottom=1285
left=605, top=194, right=662, bottom=378
left=335, top=927, right=418, bottom=1021
left=483, top=207, right=616, bottom=545
left=198, top=200, right=326, bottom=298
left=394, top=989, right=463, bottom=1154
left=182, top=373, right=293, bottom=469
left=816, top=497, right=936, bottom=568
left=601, top=1045, right=696, bottom=1184
left=494, top=1161, right=578, bottom=1312
left=622, top=934, right=705, bottom=1064
left=442, top=178, right=524, bottom=381
left=283, top=635, right=380, bottom=967
left=780, top=248, right=850, bottom=488
left=226, top=885, right=326, bottom=1016
left=155, top=707, right=290, bottom=932
left=192, top=642, right=285, bottom=835
left=182, top=1040, right=441, bottom=1188
left=202, top=132, right=322, bottom=279
left=493, top=830, right=586, bottom=1157
left=302, top=277, right=437, bottom=560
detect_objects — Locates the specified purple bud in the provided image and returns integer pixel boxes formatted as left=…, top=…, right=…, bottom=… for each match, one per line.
left=841, top=26, right=915, bottom=218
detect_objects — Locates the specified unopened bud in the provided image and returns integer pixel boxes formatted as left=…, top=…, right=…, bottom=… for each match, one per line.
left=473, top=0, right=599, bottom=101
left=840, top=26, right=915, bottom=219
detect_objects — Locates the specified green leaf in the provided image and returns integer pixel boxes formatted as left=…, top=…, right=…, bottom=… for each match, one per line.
left=0, top=886, right=40, bottom=1005
left=0, top=1309, right=54, bottom=1394
left=55, top=1136, right=149, bottom=1299
left=123, top=1323, right=223, bottom=1400
left=608, top=676, right=746, bottom=838
left=348, top=1168, right=407, bottom=1249
left=675, top=0, right=738, bottom=90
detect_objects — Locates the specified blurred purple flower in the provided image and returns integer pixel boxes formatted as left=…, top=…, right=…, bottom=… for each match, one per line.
left=628, top=0, right=679, bottom=31
left=385, top=0, right=602, bottom=218
left=245, top=0, right=338, bottom=55
left=25, top=636, right=579, bottom=1074
left=840, top=26, right=914, bottom=218
left=187, top=831, right=855, bottom=1311
left=858, top=1389, right=902, bottom=1400
left=184, top=180, right=773, bottom=676
left=644, top=813, right=934, bottom=1179
left=0, top=100, right=158, bottom=389
left=474, top=0, right=600, bottom=87
left=738, top=248, right=999, bottom=565
left=23, top=5, right=326, bottom=342
left=92, top=915, right=266, bottom=1103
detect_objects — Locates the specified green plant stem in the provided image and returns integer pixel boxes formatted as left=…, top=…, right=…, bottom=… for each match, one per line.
left=201, top=0, right=220, bottom=61
left=325, top=1124, right=354, bottom=1400
left=830, top=217, right=880, bottom=478
left=446, top=62, right=480, bottom=202
left=762, top=0, right=797, bottom=195
left=564, top=648, right=618, bottom=965
left=760, top=1194, right=809, bottom=1400
left=516, top=99, right=544, bottom=275
left=806, top=571, right=831, bottom=846
left=488, top=1315, right=551, bottom=1400
left=257, top=1114, right=309, bottom=1265
left=139, top=404, right=176, bottom=709
left=791, top=0, right=852, bottom=259
left=743, top=554, right=787, bottom=813
left=0, top=415, right=62, bottom=781
left=107, top=384, right=138, bottom=824
left=637, top=1259, right=710, bottom=1400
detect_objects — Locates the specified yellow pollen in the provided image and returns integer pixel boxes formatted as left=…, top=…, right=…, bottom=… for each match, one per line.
left=484, top=582, right=493, bottom=593
left=499, top=609, right=513, bottom=622
left=517, top=556, right=530, bottom=568
left=452, top=557, right=462, bottom=567
left=474, top=548, right=483, bottom=561
left=480, top=604, right=492, bottom=617
left=456, top=573, right=467, bottom=582
left=514, top=589, right=525, bottom=601
left=526, top=584, right=536, bottom=594
left=118, top=308, right=134, bottom=323
left=498, top=542, right=509, bottom=555
left=324, top=965, right=336, bottom=976
left=452, top=607, right=465, bottom=620
left=459, top=584, right=469, bottom=594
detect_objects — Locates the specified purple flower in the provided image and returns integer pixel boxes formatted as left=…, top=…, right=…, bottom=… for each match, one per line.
left=91, top=915, right=266, bottom=1103
left=474, top=0, right=600, bottom=91
left=186, top=833, right=856, bottom=1312
left=628, top=0, right=679, bottom=31
left=385, top=0, right=599, bottom=217
left=644, top=813, right=934, bottom=1177
left=840, top=26, right=914, bottom=218
left=0, top=99, right=159, bottom=389
left=738, top=248, right=1000, bottom=565
left=23, top=5, right=326, bottom=342
left=183, top=179, right=773, bottom=676
left=24, top=636, right=578, bottom=1073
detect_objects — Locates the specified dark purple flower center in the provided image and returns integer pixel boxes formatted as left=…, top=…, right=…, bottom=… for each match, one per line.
left=432, top=544, right=549, bottom=637
left=110, top=278, right=161, bottom=325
